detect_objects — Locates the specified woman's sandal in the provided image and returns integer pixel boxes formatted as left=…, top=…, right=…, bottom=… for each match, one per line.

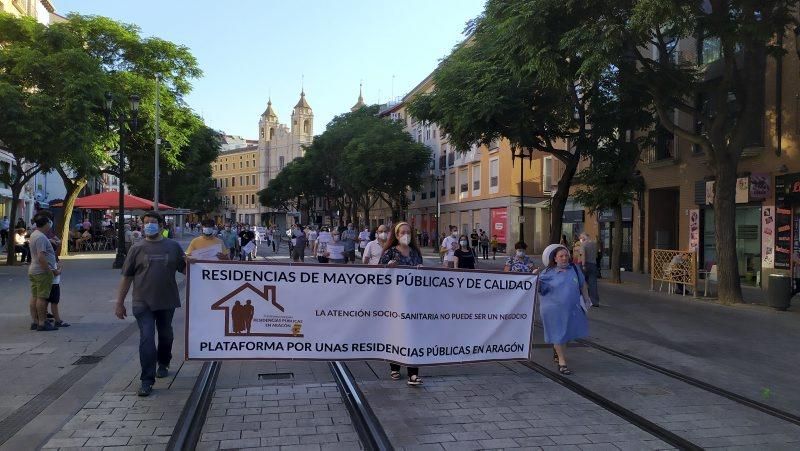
left=558, top=365, right=572, bottom=375
left=390, top=371, right=401, bottom=380
left=407, top=375, right=423, bottom=386
left=553, top=350, right=559, bottom=363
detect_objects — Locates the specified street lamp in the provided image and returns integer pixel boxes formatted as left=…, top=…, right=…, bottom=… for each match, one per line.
left=430, top=168, right=444, bottom=248
left=105, top=93, right=140, bottom=269
left=511, top=146, right=534, bottom=246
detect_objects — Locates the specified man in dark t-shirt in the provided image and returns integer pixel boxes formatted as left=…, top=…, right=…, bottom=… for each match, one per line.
left=239, top=226, right=256, bottom=261
left=116, top=211, right=185, bottom=397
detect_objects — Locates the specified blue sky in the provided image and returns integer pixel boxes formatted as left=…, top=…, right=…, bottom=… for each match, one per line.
left=56, top=0, right=486, bottom=138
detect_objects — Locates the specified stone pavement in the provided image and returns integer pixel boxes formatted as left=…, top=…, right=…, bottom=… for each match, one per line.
left=351, top=361, right=671, bottom=450
left=197, top=361, right=361, bottom=450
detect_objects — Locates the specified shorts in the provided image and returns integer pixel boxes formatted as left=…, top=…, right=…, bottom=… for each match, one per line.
left=344, top=250, right=356, bottom=262
left=29, top=272, right=54, bottom=299
left=47, top=283, right=60, bottom=304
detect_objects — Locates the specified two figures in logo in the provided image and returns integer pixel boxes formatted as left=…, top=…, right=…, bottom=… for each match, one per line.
left=230, top=299, right=303, bottom=336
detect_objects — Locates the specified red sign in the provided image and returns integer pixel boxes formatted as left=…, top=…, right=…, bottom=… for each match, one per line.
left=490, top=208, right=508, bottom=244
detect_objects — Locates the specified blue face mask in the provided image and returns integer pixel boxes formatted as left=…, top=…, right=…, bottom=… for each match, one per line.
left=143, top=223, right=160, bottom=237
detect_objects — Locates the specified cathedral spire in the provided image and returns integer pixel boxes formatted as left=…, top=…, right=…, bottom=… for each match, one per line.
left=350, top=82, right=366, bottom=112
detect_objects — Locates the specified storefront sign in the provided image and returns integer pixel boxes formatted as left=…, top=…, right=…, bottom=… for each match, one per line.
left=774, top=206, right=791, bottom=270
left=775, top=173, right=800, bottom=203
left=762, top=206, right=775, bottom=269
left=563, top=210, right=585, bottom=223
left=186, top=262, right=536, bottom=364
left=598, top=207, right=633, bottom=222
left=735, top=177, right=749, bottom=204
left=706, top=181, right=715, bottom=205
left=689, top=209, right=700, bottom=252
left=490, top=207, right=508, bottom=244
left=749, top=173, right=770, bottom=200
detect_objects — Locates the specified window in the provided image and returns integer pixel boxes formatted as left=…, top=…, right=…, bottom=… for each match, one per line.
left=438, top=154, right=446, bottom=170
left=252, top=159, right=256, bottom=167
left=239, top=176, right=243, bottom=186
left=251, top=194, right=256, bottom=204
left=246, top=160, right=249, bottom=168
left=279, top=156, right=285, bottom=170
left=698, top=35, right=722, bottom=65
left=489, top=158, right=499, bottom=194
left=543, top=156, right=553, bottom=193
left=238, top=195, right=243, bottom=205
left=421, top=191, right=427, bottom=200
left=231, top=177, right=235, bottom=187
left=240, top=162, right=243, bottom=169
left=447, top=152, right=455, bottom=167
left=449, top=171, right=456, bottom=196
left=231, top=195, right=236, bottom=205
left=459, top=168, right=469, bottom=199
left=472, top=164, right=481, bottom=195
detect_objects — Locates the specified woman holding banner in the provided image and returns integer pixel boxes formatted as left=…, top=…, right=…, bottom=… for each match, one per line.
left=538, top=244, right=590, bottom=375
left=379, top=221, right=423, bottom=386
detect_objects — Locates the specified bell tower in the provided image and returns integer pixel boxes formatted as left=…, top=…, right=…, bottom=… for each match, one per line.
left=259, top=98, right=279, bottom=144
left=291, top=90, right=313, bottom=142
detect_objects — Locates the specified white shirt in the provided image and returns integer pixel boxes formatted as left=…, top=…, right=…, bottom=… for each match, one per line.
left=363, top=240, right=385, bottom=265
left=316, top=231, right=331, bottom=255
left=441, top=235, right=459, bottom=262
left=308, top=230, right=318, bottom=242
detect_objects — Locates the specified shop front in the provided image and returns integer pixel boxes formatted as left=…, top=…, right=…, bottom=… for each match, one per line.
left=598, top=206, right=633, bottom=271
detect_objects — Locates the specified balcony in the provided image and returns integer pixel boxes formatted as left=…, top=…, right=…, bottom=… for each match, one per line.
left=642, top=146, right=677, bottom=167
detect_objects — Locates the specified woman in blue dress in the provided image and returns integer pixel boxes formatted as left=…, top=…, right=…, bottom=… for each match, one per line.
left=538, top=244, right=590, bottom=375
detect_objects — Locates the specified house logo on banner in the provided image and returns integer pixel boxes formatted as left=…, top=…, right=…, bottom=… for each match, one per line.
left=210, top=283, right=303, bottom=338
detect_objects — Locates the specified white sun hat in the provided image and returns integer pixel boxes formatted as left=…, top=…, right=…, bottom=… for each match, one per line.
left=541, top=243, right=569, bottom=267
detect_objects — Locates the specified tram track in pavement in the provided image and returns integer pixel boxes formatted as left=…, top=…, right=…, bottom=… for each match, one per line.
left=169, top=254, right=392, bottom=451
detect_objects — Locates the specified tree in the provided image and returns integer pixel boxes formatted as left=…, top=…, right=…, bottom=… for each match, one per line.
left=624, top=1, right=797, bottom=303
left=0, top=13, right=107, bottom=262
left=157, top=125, right=221, bottom=215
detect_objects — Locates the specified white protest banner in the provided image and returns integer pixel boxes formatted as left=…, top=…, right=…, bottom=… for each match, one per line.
left=186, top=261, right=536, bottom=365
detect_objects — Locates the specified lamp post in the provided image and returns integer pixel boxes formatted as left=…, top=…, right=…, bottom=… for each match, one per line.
left=106, top=93, right=140, bottom=269
left=430, top=168, right=444, bottom=248
left=511, top=146, right=534, bottom=246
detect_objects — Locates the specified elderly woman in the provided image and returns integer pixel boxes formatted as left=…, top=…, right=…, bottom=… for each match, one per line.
left=503, top=241, right=535, bottom=273
left=379, top=221, right=423, bottom=386
left=538, top=244, right=590, bottom=375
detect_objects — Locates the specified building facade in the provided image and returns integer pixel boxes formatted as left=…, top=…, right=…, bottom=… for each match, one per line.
left=211, top=142, right=261, bottom=225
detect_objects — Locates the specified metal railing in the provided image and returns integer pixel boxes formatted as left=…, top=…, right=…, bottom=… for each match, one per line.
left=650, top=249, right=696, bottom=295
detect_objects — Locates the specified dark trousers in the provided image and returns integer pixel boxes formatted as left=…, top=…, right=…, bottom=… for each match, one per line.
left=0, top=229, right=7, bottom=246
left=583, top=263, right=600, bottom=306
left=134, top=308, right=175, bottom=386
left=481, top=244, right=489, bottom=259
left=15, top=244, right=30, bottom=263
left=390, top=363, right=418, bottom=377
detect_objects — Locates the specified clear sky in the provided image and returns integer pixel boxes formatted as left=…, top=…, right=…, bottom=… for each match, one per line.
left=56, top=0, right=486, bottom=139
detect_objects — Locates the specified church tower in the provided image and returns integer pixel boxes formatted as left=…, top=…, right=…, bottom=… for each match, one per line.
left=259, top=98, right=279, bottom=144
left=350, top=83, right=366, bottom=112
left=291, top=90, right=313, bottom=142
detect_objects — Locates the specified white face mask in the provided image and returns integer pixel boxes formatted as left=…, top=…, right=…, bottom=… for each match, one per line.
left=399, top=235, right=411, bottom=245
left=460, top=240, right=468, bottom=247
left=377, top=232, right=387, bottom=240
left=516, top=250, right=525, bottom=257
left=452, top=231, right=458, bottom=237
left=202, top=227, right=214, bottom=236
left=557, top=261, right=570, bottom=269
left=332, top=235, right=340, bottom=242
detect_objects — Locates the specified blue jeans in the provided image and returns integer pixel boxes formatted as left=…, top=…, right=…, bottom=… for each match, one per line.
left=134, top=307, right=175, bottom=386
left=583, top=263, right=600, bottom=306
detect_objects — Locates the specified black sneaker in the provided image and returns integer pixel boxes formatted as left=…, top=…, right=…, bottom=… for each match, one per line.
left=37, top=323, right=57, bottom=331
left=137, top=384, right=153, bottom=397
left=30, top=322, right=38, bottom=330
left=155, top=365, right=168, bottom=378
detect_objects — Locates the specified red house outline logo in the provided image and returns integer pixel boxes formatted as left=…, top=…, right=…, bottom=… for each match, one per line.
left=211, top=283, right=301, bottom=337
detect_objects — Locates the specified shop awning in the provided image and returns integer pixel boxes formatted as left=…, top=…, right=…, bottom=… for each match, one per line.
left=52, top=191, right=173, bottom=210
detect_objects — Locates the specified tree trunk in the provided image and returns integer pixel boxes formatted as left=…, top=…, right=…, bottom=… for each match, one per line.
left=56, top=171, right=87, bottom=256
left=611, top=203, right=623, bottom=283
left=548, top=156, right=580, bottom=244
left=5, top=185, right=22, bottom=265
left=713, top=156, right=743, bottom=304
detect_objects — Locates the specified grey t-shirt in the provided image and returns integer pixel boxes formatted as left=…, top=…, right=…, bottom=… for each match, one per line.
left=29, top=229, right=56, bottom=275
left=580, top=239, right=598, bottom=264
left=122, top=238, right=186, bottom=312
left=341, top=229, right=357, bottom=252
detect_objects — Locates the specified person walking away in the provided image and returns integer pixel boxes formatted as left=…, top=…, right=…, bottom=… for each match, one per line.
left=16, top=217, right=26, bottom=230
left=422, top=230, right=429, bottom=247
left=341, top=223, right=357, bottom=263
left=239, top=225, right=255, bottom=261
left=186, top=219, right=230, bottom=260
left=362, top=224, right=388, bottom=265
left=503, top=241, right=535, bottom=273
left=115, top=211, right=186, bottom=397
left=454, top=234, right=477, bottom=269
left=470, top=230, right=479, bottom=249
left=1, top=216, right=9, bottom=247
left=291, top=224, right=307, bottom=262
left=307, top=226, right=318, bottom=258
left=28, top=214, right=58, bottom=331
left=490, top=235, right=499, bottom=260
left=379, top=222, right=424, bottom=386
left=479, top=230, right=489, bottom=260
left=538, top=244, right=590, bottom=376
left=440, top=226, right=459, bottom=268
left=358, top=226, right=370, bottom=259
left=220, top=224, right=237, bottom=257
left=579, top=233, right=601, bottom=307
left=326, top=230, right=346, bottom=263
left=14, top=228, right=31, bottom=263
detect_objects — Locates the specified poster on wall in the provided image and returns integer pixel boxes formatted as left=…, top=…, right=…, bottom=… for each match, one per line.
left=735, top=177, right=749, bottom=204
left=749, top=173, right=770, bottom=201
left=762, top=206, right=775, bottom=269
left=688, top=209, right=700, bottom=252
left=774, top=206, right=791, bottom=270
left=490, top=208, right=508, bottom=244
left=706, top=181, right=715, bottom=205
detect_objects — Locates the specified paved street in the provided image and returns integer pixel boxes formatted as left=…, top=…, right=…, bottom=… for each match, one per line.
left=1, top=244, right=799, bottom=449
